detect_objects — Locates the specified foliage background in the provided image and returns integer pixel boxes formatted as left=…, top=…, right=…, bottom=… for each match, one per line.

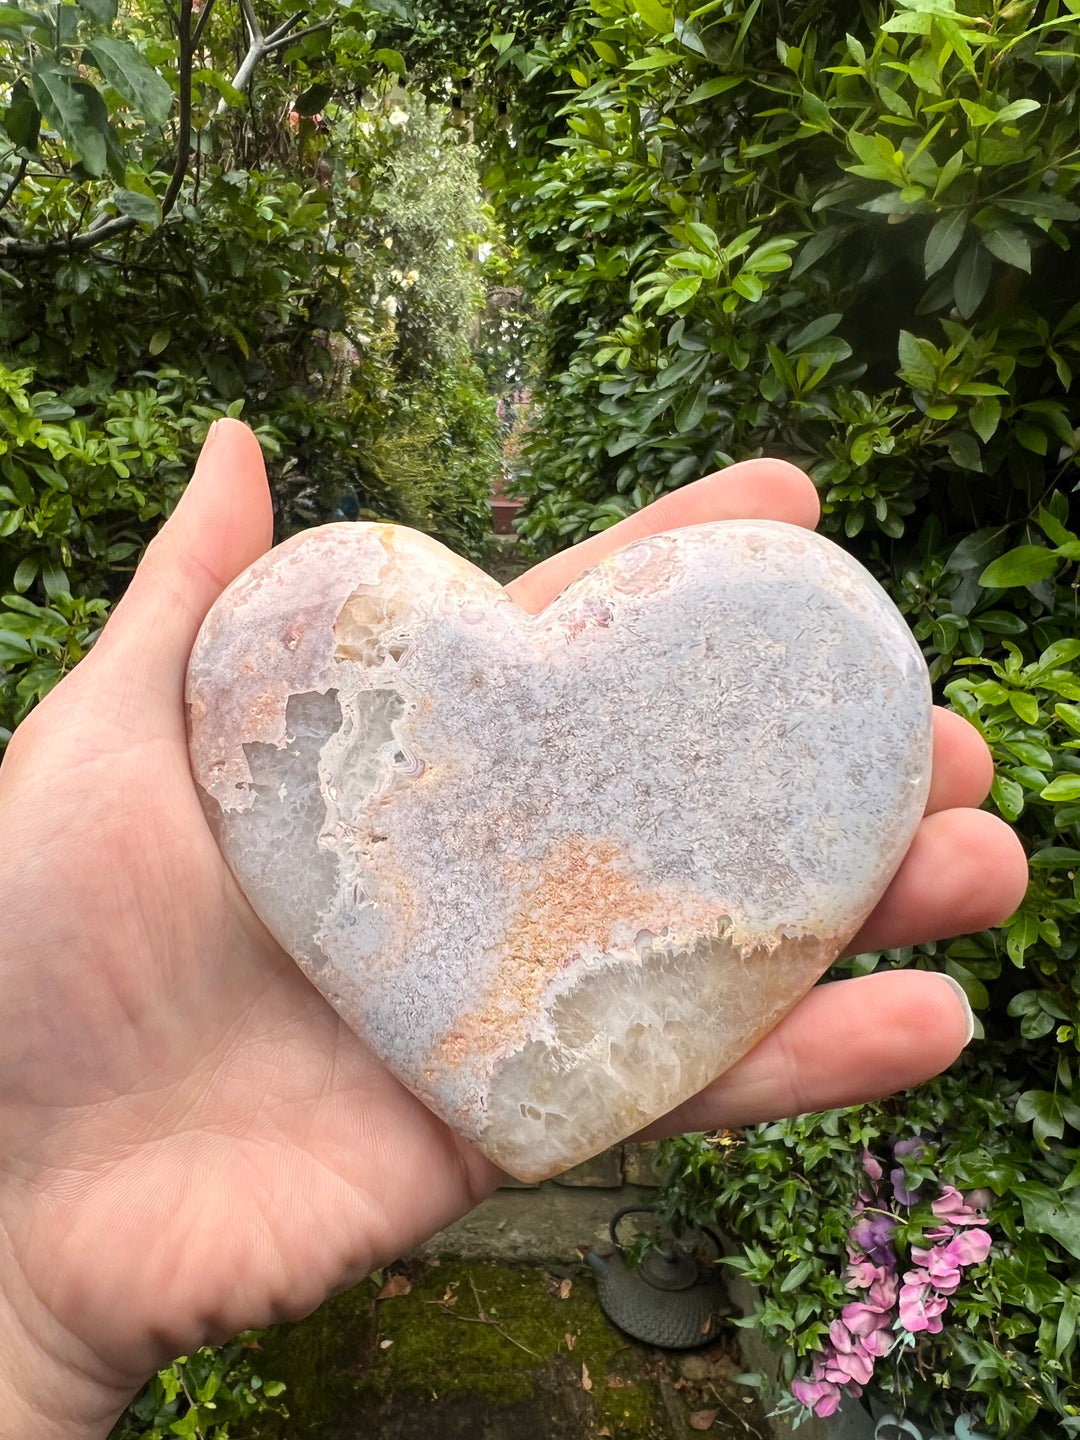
left=0, top=0, right=501, bottom=741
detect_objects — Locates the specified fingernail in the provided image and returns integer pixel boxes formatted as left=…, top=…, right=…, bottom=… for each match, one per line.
left=939, top=974, right=975, bottom=1045
left=202, top=418, right=222, bottom=453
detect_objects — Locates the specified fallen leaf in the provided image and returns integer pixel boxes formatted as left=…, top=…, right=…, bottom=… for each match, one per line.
left=700, top=1315, right=714, bottom=1335
left=606, top=1376, right=625, bottom=1388
left=440, top=1285, right=457, bottom=1306
left=689, top=1410, right=717, bottom=1430
left=558, top=1277, right=573, bottom=1300
left=581, top=1362, right=593, bottom=1392
left=376, top=1274, right=411, bottom=1300
left=379, top=1338, right=394, bottom=1349
left=565, top=1332, right=577, bottom=1351
left=597, top=1430, right=612, bottom=1437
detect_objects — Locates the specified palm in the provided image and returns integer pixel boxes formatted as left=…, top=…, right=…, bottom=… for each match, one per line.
left=1, top=690, right=495, bottom=1390
left=0, top=422, right=1026, bottom=1431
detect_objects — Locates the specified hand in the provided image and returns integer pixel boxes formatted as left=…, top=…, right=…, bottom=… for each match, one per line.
left=0, top=421, right=1026, bottom=1439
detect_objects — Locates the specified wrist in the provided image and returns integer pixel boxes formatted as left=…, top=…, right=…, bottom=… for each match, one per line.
left=0, top=1258, right=134, bottom=1440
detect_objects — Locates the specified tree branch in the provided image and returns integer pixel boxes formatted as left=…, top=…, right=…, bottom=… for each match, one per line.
left=215, top=9, right=311, bottom=114
left=0, top=214, right=138, bottom=256
left=191, top=0, right=217, bottom=50
left=0, top=158, right=28, bottom=220
left=237, top=0, right=263, bottom=45
left=160, top=0, right=195, bottom=218
left=262, top=18, right=329, bottom=54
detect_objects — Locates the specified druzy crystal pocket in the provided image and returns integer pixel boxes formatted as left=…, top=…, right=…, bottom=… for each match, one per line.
left=186, top=520, right=932, bottom=1181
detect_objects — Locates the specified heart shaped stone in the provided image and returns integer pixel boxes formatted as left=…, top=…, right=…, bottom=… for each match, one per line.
left=186, top=519, right=931, bottom=1180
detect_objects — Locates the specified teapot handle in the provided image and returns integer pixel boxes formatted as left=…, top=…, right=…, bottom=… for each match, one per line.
left=609, top=1204, right=724, bottom=1260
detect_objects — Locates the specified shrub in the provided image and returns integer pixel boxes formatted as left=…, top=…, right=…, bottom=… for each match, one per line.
left=109, top=1334, right=286, bottom=1440
left=0, top=3, right=501, bottom=741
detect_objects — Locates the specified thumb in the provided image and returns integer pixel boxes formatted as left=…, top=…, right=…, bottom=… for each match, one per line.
left=70, top=419, right=273, bottom=739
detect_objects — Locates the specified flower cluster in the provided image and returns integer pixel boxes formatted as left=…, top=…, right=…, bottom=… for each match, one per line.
left=790, top=1144, right=992, bottom=1419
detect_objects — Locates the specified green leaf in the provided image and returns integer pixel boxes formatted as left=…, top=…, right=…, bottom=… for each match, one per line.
left=3, top=77, right=39, bottom=150
left=148, top=328, right=171, bottom=355
left=113, top=188, right=160, bottom=226
left=1016, top=1091, right=1065, bottom=1147
left=633, top=0, right=672, bottom=34
left=1055, top=1288, right=1080, bottom=1358
left=946, top=429, right=982, bottom=472
left=991, top=773, right=1023, bottom=820
left=685, top=75, right=742, bottom=105
left=657, top=275, right=701, bottom=313
left=1040, top=776, right=1080, bottom=802
left=1019, top=1184, right=1080, bottom=1257
left=40, top=557, right=68, bottom=599
left=924, top=211, right=965, bottom=277
left=780, top=1258, right=814, bottom=1292
left=29, top=61, right=107, bottom=176
left=12, top=556, right=37, bottom=592
left=76, top=0, right=117, bottom=24
left=978, top=546, right=1059, bottom=588
left=954, top=241, right=991, bottom=318
left=1016, top=422, right=1048, bottom=455
left=981, top=225, right=1031, bottom=272
left=88, top=36, right=173, bottom=129
left=1009, top=691, right=1038, bottom=724
left=372, top=48, right=406, bottom=77
left=969, top=396, right=1001, bottom=443
left=674, top=384, right=708, bottom=433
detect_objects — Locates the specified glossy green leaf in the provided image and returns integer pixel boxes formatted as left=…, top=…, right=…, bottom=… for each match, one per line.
left=924, top=210, right=965, bottom=276
left=954, top=242, right=991, bottom=318
left=113, top=188, right=160, bottom=226
left=29, top=61, right=107, bottom=175
left=981, top=224, right=1031, bottom=272
left=89, top=35, right=173, bottom=129
left=978, top=547, right=1059, bottom=588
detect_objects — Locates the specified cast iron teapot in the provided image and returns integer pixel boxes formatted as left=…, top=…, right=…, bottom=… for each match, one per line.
left=586, top=1205, right=729, bottom=1349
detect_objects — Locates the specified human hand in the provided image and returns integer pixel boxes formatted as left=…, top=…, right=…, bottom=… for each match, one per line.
left=0, top=421, right=1026, bottom=1439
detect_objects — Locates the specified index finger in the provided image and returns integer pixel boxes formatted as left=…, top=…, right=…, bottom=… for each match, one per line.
left=506, top=458, right=820, bottom=614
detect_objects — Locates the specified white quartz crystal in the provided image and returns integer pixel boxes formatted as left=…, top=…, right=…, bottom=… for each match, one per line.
left=186, top=520, right=932, bottom=1180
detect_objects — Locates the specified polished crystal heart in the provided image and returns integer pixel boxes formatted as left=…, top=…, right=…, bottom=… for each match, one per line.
left=186, top=519, right=931, bottom=1180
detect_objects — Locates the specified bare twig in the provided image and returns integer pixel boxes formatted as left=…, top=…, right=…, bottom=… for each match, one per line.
left=191, top=0, right=217, bottom=50
left=427, top=1276, right=543, bottom=1360
left=262, top=18, right=330, bottom=54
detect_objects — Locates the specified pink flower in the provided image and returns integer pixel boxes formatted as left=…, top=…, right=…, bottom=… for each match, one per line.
left=899, top=1272, right=948, bottom=1333
left=862, top=1149, right=884, bottom=1182
left=792, top=1375, right=843, bottom=1417
left=844, top=1260, right=882, bottom=1291
left=842, top=1302, right=886, bottom=1337
left=861, top=1326, right=895, bottom=1358
left=910, top=1244, right=962, bottom=1293
left=931, top=1186, right=984, bottom=1226
left=946, top=1228, right=992, bottom=1266
left=867, top=1271, right=899, bottom=1311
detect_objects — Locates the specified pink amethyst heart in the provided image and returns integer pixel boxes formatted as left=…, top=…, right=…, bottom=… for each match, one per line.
left=186, top=519, right=931, bottom=1180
